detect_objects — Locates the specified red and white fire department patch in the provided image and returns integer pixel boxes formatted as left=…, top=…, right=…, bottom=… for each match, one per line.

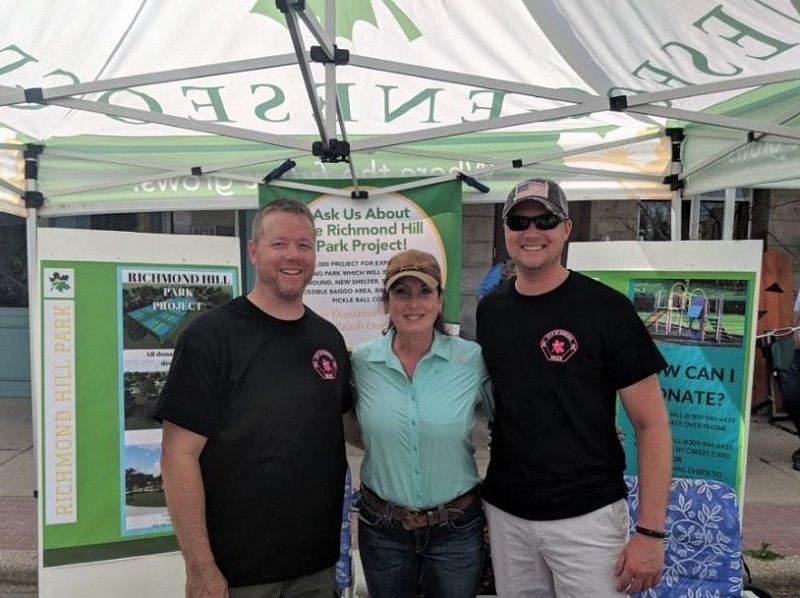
left=312, top=349, right=338, bottom=380
left=540, top=329, right=578, bottom=363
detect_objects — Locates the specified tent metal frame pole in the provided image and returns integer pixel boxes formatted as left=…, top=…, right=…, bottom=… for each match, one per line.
left=23, top=147, right=42, bottom=506
left=0, top=177, right=23, bottom=197
left=38, top=146, right=285, bottom=199
left=688, top=195, right=701, bottom=241
left=628, top=105, right=800, bottom=142
left=0, top=55, right=299, bottom=106
left=257, top=179, right=355, bottom=197
left=623, top=68, right=800, bottom=107
left=296, top=2, right=336, bottom=59
left=520, top=164, right=662, bottom=183
left=321, top=0, right=360, bottom=191
left=379, top=131, right=665, bottom=169
left=284, top=7, right=328, bottom=144
left=503, top=131, right=666, bottom=167
left=49, top=97, right=311, bottom=150
left=25, top=211, right=41, bottom=505
left=667, top=128, right=685, bottom=240
left=722, top=188, right=736, bottom=241
left=352, top=98, right=611, bottom=152
left=44, top=147, right=308, bottom=176
left=276, top=1, right=361, bottom=192
left=323, top=0, right=337, bottom=142
left=681, top=103, right=800, bottom=181
left=348, top=55, right=595, bottom=104
left=681, top=137, right=751, bottom=180
left=670, top=192, right=682, bottom=241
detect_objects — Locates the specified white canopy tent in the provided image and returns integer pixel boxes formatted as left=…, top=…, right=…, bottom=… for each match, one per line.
left=1, top=0, right=798, bottom=227
left=2, top=4, right=798, bottom=594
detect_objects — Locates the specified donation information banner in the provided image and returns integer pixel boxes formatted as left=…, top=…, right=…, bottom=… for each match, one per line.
left=568, top=241, right=762, bottom=498
left=260, top=179, right=462, bottom=347
left=38, top=229, right=240, bottom=571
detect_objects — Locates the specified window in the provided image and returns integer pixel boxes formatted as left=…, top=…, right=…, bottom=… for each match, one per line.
left=0, top=213, right=27, bottom=307
left=638, top=191, right=750, bottom=241
left=45, top=210, right=236, bottom=236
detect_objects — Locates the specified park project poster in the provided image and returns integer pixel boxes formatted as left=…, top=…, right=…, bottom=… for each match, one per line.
left=39, top=228, right=240, bottom=569
left=260, top=179, right=462, bottom=346
left=119, top=267, right=237, bottom=535
left=569, top=240, right=762, bottom=498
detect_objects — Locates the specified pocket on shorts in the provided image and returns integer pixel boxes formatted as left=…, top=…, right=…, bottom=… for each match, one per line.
left=609, top=498, right=630, bottom=539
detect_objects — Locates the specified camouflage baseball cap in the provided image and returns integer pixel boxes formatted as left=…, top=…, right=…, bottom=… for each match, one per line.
left=502, top=178, right=569, bottom=219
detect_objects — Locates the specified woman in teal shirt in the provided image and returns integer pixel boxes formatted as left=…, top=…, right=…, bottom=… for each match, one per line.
left=349, top=249, right=493, bottom=598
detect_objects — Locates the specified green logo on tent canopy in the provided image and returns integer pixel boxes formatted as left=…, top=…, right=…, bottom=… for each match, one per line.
left=251, top=0, right=422, bottom=41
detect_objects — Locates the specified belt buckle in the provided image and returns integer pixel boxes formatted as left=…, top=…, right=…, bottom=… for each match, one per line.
left=401, top=508, right=423, bottom=530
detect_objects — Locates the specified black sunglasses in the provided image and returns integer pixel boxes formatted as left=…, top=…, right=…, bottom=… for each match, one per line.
left=505, top=213, right=565, bottom=231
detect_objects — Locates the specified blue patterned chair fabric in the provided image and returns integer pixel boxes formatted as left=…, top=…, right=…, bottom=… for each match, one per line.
left=336, top=466, right=353, bottom=592
left=625, top=476, right=743, bottom=598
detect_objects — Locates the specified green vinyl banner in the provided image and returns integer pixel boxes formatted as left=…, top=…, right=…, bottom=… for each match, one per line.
left=260, top=179, right=462, bottom=347
left=568, top=241, right=762, bottom=499
left=38, top=229, right=240, bottom=569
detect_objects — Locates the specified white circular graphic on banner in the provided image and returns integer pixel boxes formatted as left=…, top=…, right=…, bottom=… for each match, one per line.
left=306, top=193, right=446, bottom=347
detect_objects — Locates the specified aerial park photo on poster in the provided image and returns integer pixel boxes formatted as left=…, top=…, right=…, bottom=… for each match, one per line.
left=118, top=266, right=238, bottom=535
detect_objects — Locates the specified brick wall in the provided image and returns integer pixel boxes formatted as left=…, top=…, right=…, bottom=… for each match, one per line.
left=765, top=189, right=800, bottom=300
left=460, top=204, right=495, bottom=339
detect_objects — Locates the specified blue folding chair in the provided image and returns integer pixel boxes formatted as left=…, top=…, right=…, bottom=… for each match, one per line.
left=626, top=476, right=743, bottom=598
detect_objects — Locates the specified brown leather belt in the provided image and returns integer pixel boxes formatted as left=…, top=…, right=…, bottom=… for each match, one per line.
left=360, top=486, right=479, bottom=530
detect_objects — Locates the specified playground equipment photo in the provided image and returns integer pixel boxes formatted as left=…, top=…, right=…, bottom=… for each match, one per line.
left=642, top=282, right=744, bottom=346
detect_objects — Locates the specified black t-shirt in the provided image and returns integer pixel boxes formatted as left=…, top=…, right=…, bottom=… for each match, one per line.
left=476, top=271, right=666, bottom=520
left=153, top=296, right=352, bottom=586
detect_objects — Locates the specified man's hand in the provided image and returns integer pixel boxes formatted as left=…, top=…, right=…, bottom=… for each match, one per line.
left=614, top=533, right=664, bottom=594
left=185, top=561, right=228, bottom=598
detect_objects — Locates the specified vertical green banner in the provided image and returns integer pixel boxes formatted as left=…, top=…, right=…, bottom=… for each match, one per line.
left=260, top=179, right=462, bottom=347
left=569, top=241, right=762, bottom=499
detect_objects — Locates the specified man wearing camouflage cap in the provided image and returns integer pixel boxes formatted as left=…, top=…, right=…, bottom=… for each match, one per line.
left=476, top=178, right=672, bottom=597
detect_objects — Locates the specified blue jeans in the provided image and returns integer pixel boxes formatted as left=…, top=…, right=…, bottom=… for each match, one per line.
left=357, top=495, right=485, bottom=598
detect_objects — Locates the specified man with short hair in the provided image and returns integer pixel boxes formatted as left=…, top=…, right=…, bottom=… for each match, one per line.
left=477, top=178, right=672, bottom=597
left=154, top=198, right=351, bottom=597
